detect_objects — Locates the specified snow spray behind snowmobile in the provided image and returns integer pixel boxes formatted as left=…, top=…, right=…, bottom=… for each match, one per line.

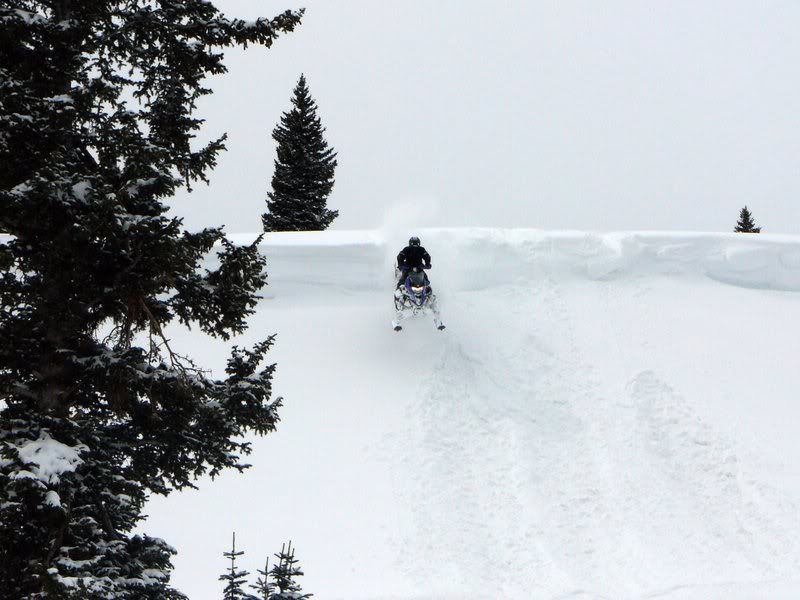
left=392, top=266, right=445, bottom=331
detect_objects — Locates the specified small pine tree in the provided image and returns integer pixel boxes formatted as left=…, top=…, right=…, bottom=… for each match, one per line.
left=220, top=533, right=257, bottom=600
left=262, top=75, right=338, bottom=232
left=250, top=557, right=274, bottom=600
left=269, top=541, right=313, bottom=599
left=734, top=206, right=761, bottom=233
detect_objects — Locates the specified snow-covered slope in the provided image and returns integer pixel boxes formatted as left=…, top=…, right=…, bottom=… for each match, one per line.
left=146, top=229, right=800, bottom=599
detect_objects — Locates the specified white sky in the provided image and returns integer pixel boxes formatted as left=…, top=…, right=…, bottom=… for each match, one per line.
left=167, top=0, right=800, bottom=234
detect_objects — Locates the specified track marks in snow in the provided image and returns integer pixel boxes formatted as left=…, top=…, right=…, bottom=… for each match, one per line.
left=393, top=276, right=800, bottom=599
left=398, top=281, right=598, bottom=597
left=629, top=371, right=800, bottom=580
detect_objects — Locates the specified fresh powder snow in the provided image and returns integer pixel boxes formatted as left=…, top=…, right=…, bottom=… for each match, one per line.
left=11, top=431, right=86, bottom=488
left=144, top=228, right=800, bottom=599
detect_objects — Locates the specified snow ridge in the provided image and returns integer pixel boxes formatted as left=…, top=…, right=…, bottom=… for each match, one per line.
left=228, top=229, right=800, bottom=296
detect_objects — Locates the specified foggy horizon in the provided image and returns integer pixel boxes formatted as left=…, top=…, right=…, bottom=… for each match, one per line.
left=167, top=1, right=800, bottom=235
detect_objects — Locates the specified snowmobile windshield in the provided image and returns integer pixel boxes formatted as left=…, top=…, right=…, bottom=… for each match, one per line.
left=408, top=270, right=425, bottom=286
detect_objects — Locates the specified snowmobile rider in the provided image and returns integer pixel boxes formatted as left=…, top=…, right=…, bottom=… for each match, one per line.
left=397, top=236, right=431, bottom=287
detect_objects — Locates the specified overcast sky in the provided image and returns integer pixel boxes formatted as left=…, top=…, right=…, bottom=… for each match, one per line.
left=167, top=0, right=800, bottom=234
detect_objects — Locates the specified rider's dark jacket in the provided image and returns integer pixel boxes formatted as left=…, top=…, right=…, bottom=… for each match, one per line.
left=397, top=245, right=431, bottom=271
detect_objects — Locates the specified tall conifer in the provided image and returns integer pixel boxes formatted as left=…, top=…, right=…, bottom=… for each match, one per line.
left=0, top=2, right=302, bottom=597
left=262, top=75, right=338, bottom=232
left=734, top=206, right=761, bottom=233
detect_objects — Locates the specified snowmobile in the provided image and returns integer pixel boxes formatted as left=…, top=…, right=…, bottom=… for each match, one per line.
left=392, top=266, right=445, bottom=332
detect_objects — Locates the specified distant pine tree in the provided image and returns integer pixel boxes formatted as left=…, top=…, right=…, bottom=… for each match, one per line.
left=734, top=206, right=761, bottom=233
left=269, top=542, right=313, bottom=599
left=220, top=533, right=257, bottom=600
left=262, top=75, right=338, bottom=232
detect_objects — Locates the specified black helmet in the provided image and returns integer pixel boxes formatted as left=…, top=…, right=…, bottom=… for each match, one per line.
left=409, top=236, right=421, bottom=247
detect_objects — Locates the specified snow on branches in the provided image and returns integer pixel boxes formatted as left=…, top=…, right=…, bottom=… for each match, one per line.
left=0, top=1, right=302, bottom=597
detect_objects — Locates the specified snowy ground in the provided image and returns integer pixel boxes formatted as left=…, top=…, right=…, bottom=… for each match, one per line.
left=145, top=229, right=800, bottom=599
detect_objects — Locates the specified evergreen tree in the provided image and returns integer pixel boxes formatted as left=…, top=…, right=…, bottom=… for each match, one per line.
left=250, top=557, right=274, bottom=600
left=269, top=542, right=313, bottom=599
left=734, top=206, right=761, bottom=233
left=220, top=533, right=257, bottom=600
left=0, top=2, right=302, bottom=598
left=262, top=75, right=338, bottom=232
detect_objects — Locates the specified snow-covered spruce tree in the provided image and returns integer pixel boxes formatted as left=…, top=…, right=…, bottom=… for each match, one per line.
left=250, top=558, right=274, bottom=600
left=220, top=533, right=257, bottom=600
left=262, top=75, right=338, bottom=232
left=0, top=2, right=302, bottom=598
left=734, top=206, right=761, bottom=233
left=269, top=542, right=313, bottom=599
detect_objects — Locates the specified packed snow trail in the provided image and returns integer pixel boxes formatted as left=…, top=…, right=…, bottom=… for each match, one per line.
left=144, top=229, right=800, bottom=599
